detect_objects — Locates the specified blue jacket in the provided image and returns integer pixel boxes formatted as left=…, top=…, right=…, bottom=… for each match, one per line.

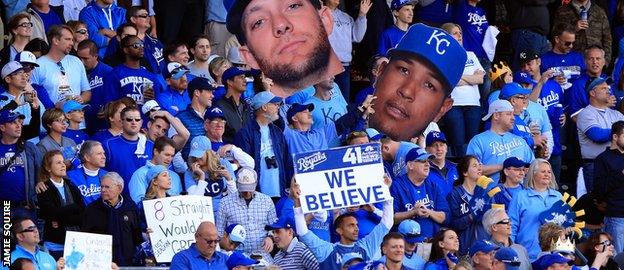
left=428, top=161, right=458, bottom=197
left=79, top=1, right=126, bottom=57
left=21, top=142, right=42, bottom=208
left=234, top=120, right=293, bottom=198
left=446, top=185, right=488, bottom=255
left=508, top=188, right=561, bottom=260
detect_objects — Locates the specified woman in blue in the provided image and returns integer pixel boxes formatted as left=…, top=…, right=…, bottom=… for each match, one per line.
left=447, top=155, right=489, bottom=255
left=508, top=158, right=562, bottom=260
left=425, top=228, right=460, bottom=270
left=493, top=157, right=528, bottom=209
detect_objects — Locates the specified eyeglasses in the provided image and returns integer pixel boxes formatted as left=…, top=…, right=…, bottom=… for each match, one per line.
left=134, top=14, right=149, bottom=18
left=76, top=29, right=87, bottom=35
left=126, top=42, right=144, bottom=49
left=564, top=41, right=574, bottom=47
left=18, top=22, right=33, bottom=28
left=19, top=225, right=37, bottom=233
left=209, top=119, right=226, bottom=124
left=21, top=65, right=34, bottom=72
left=124, top=118, right=142, bottom=122
left=199, top=237, right=219, bottom=245
left=496, top=219, right=511, bottom=225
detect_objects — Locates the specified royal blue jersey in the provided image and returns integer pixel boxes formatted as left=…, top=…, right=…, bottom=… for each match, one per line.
left=540, top=51, right=585, bottom=83
left=378, top=26, right=406, bottom=56
left=536, top=80, right=564, bottom=155
left=102, top=64, right=162, bottom=106
left=454, top=1, right=488, bottom=59
left=66, top=168, right=107, bottom=205
left=0, top=143, right=25, bottom=201
left=417, top=0, right=454, bottom=25
left=156, top=86, right=191, bottom=115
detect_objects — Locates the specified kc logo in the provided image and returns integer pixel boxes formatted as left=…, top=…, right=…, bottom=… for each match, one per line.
left=426, top=30, right=451, bottom=55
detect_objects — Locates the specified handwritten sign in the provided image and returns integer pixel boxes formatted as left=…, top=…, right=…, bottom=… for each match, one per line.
left=294, top=143, right=391, bottom=213
left=63, top=231, right=112, bottom=270
left=143, top=195, right=214, bottom=263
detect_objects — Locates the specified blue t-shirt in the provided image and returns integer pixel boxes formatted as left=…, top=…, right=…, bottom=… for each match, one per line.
left=86, top=62, right=114, bottom=133
left=467, top=130, right=535, bottom=182
left=378, top=25, right=406, bottom=56
left=32, top=55, right=90, bottom=104
left=66, top=168, right=106, bottom=205
left=454, top=1, right=488, bottom=59
left=259, top=125, right=280, bottom=197
left=536, top=80, right=564, bottom=155
left=103, top=136, right=154, bottom=196
left=34, top=8, right=63, bottom=34
left=0, top=143, right=26, bottom=201
left=103, top=64, right=162, bottom=106
left=156, top=86, right=191, bottom=115
left=418, top=0, right=454, bottom=25
left=540, top=51, right=585, bottom=83
left=91, top=129, right=118, bottom=145
left=304, top=85, right=348, bottom=130
left=10, top=245, right=57, bottom=270
left=64, top=129, right=89, bottom=145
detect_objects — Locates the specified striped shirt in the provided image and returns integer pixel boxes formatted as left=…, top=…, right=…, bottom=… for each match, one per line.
left=273, top=237, right=319, bottom=270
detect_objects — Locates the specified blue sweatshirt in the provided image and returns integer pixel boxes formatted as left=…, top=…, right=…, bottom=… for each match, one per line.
left=103, top=136, right=153, bottom=196
left=86, top=62, right=113, bottom=134
left=378, top=25, right=406, bottom=56
left=446, top=185, right=488, bottom=255
left=79, top=1, right=126, bottom=57
left=418, top=0, right=454, bottom=25
left=66, top=167, right=107, bottom=205
left=102, top=64, right=163, bottom=106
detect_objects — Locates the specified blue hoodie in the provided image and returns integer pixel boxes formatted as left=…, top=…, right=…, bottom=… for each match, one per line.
left=79, top=1, right=126, bottom=57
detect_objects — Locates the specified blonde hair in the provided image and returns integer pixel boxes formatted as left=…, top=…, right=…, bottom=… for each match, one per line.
left=144, top=172, right=167, bottom=200
left=187, top=150, right=223, bottom=180
left=524, top=158, right=558, bottom=190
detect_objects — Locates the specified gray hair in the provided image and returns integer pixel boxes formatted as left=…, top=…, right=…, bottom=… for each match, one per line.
left=482, top=208, right=507, bottom=235
left=79, top=140, right=102, bottom=163
left=524, top=158, right=558, bottom=190
left=101, top=172, right=124, bottom=190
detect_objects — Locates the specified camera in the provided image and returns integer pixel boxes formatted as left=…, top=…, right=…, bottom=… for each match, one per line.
left=264, top=156, right=278, bottom=169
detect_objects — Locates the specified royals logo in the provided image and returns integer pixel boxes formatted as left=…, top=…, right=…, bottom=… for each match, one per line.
left=426, top=30, right=451, bottom=55
left=297, top=152, right=327, bottom=172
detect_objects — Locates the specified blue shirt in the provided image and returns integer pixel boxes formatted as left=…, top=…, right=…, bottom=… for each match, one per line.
left=66, top=167, right=106, bottom=205
left=387, top=142, right=419, bottom=179
left=428, top=161, right=459, bottom=197
left=103, top=64, right=162, bottom=106
left=63, top=129, right=89, bottom=145
left=103, top=136, right=154, bottom=196
left=283, top=123, right=338, bottom=155
left=0, top=143, right=26, bottom=201
left=32, top=55, right=90, bottom=104
left=304, top=85, right=348, bottom=130
left=34, top=8, right=63, bottom=34
left=540, top=51, right=585, bottom=83
left=381, top=253, right=424, bottom=270
left=205, top=0, right=227, bottom=22
left=511, top=114, right=534, bottom=148
left=454, top=1, right=488, bottom=59
left=10, top=244, right=57, bottom=270
left=417, top=0, right=453, bottom=25
left=508, top=188, right=562, bottom=260
left=447, top=185, right=489, bottom=255
left=536, top=80, right=564, bottom=155
left=378, top=25, right=406, bottom=56
left=390, top=175, right=450, bottom=238
left=466, top=130, right=535, bottom=182
left=493, top=184, right=524, bottom=209
left=156, top=86, right=191, bottom=115
left=87, top=62, right=113, bottom=110
left=91, top=129, right=118, bottom=145
left=129, top=161, right=183, bottom=204
left=259, top=124, right=280, bottom=197
left=170, top=244, right=228, bottom=270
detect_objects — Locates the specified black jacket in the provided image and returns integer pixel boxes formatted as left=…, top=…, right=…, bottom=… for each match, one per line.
left=594, top=147, right=624, bottom=217
left=215, top=95, right=254, bottom=144
left=37, top=178, right=85, bottom=244
left=82, top=196, right=143, bottom=266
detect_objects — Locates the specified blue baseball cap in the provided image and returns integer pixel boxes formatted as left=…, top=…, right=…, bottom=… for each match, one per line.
left=405, top=147, right=433, bottom=162
left=388, top=23, right=467, bottom=92
left=146, top=165, right=168, bottom=186
left=14, top=51, right=39, bottom=67
left=250, top=91, right=283, bottom=110
left=0, top=110, right=24, bottom=124
left=495, top=247, right=521, bottom=270
left=532, top=253, right=573, bottom=270
left=226, top=251, right=258, bottom=270
left=469, top=240, right=499, bottom=257
left=204, top=106, right=226, bottom=120
left=499, top=83, right=531, bottom=100
left=225, top=224, right=246, bottom=243
left=348, top=261, right=385, bottom=270
left=341, top=253, right=365, bottom=268
left=62, top=100, right=88, bottom=113
left=188, top=77, right=214, bottom=94
left=189, top=136, right=212, bottom=158
left=365, top=128, right=386, bottom=141
left=391, top=0, right=414, bottom=10
left=164, top=62, right=190, bottom=80
left=514, top=72, right=537, bottom=86
left=503, top=157, right=530, bottom=169
left=398, top=220, right=425, bottom=244
left=221, top=66, right=254, bottom=85
left=426, top=131, right=447, bottom=147
left=587, top=77, right=613, bottom=93
left=265, top=216, right=295, bottom=231
left=286, top=103, right=314, bottom=124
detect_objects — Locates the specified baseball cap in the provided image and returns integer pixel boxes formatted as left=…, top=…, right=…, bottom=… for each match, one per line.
left=189, top=136, right=212, bottom=158
left=514, top=72, right=537, bottom=86
left=226, top=251, right=258, bottom=270
left=365, top=128, right=386, bottom=141
left=265, top=216, right=295, bottom=231
left=141, top=100, right=161, bottom=115
left=204, top=106, right=226, bottom=121
left=482, top=99, right=513, bottom=121
left=341, top=253, right=365, bottom=268
left=146, top=165, right=168, bottom=186
left=348, top=261, right=385, bottom=270
left=391, top=0, right=414, bottom=10
left=398, top=220, right=425, bottom=244
left=469, top=240, right=499, bottom=257
left=250, top=91, right=283, bottom=110
left=236, top=167, right=257, bottom=192
left=225, top=224, right=246, bottom=243
left=425, top=131, right=447, bottom=147
left=0, top=110, right=25, bottom=124
left=586, top=77, right=613, bottom=93
left=532, top=253, right=573, bottom=270
left=1, top=61, right=23, bottom=79
left=388, top=23, right=467, bottom=92
left=405, top=147, right=433, bottom=162
left=227, top=47, right=245, bottom=65
left=164, top=62, right=190, bottom=79
left=519, top=51, right=540, bottom=66
left=286, top=103, right=314, bottom=124
left=499, top=83, right=531, bottom=100
left=62, top=100, right=88, bottom=113
left=495, top=247, right=521, bottom=270
left=188, top=77, right=214, bottom=94
left=503, top=157, right=530, bottom=169
left=221, top=66, right=254, bottom=85
left=14, top=51, right=39, bottom=67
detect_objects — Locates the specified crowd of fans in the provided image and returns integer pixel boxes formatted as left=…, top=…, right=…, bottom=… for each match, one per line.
left=1, top=0, right=624, bottom=269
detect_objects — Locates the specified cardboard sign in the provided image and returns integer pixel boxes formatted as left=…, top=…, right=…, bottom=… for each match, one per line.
left=294, top=143, right=391, bottom=213
left=63, top=231, right=112, bottom=270
left=143, top=195, right=214, bottom=263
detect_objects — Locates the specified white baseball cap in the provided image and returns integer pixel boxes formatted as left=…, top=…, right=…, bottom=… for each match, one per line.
left=482, top=99, right=514, bottom=121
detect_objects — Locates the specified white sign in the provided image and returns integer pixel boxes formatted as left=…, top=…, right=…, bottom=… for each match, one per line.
left=143, top=195, right=214, bottom=263
left=294, top=143, right=391, bottom=213
left=63, top=231, right=112, bottom=270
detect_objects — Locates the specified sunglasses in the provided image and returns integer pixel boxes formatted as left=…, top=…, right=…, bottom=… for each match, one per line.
left=19, top=225, right=37, bottom=233
left=56, top=62, right=66, bottom=76
left=564, top=41, right=574, bottom=47
left=127, top=42, right=144, bottom=49
left=76, top=29, right=88, bottom=35
left=496, top=219, right=511, bottom=225
left=200, top=237, right=219, bottom=245
left=124, top=117, right=142, bottom=122
left=18, top=22, right=33, bottom=28
left=134, top=14, right=149, bottom=18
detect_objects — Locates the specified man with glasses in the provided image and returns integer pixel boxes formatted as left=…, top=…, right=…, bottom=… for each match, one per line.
left=79, top=0, right=126, bottom=58
left=171, top=221, right=228, bottom=269
left=203, top=106, right=254, bottom=170
left=566, top=46, right=608, bottom=119
left=31, top=25, right=91, bottom=107
left=482, top=208, right=531, bottom=270
left=103, top=106, right=154, bottom=196
left=102, top=35, right=162, bottom=106
left=15, top=51, right=54, bottom=109
left=10, top=217, right=63, bottom=270
left=492, top=247, right=522, bottom=270
left=540, top=23, right=586, bottom=90
left=0, top=61, right=42, bottom=140
left=156, top=62, right=191, bottom=115
left=129, top=6, right=164, bottom=75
